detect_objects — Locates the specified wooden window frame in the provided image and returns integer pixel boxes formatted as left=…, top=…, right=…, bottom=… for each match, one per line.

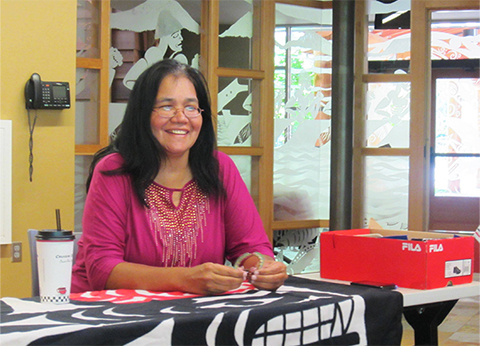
left=201, top=0, right=276, bottom=240
left=75, top=0, right=336, bottom=242
left=75, top=0, right=111, bottom=156
left=270, top=0, right=332, bottom=233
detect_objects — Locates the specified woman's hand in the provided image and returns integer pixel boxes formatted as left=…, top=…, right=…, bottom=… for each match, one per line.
left=106, top=262, right=245, bottom=295
left=182, top=262, right=245, bottom=295
left=248, top=259, right=288, bottom=291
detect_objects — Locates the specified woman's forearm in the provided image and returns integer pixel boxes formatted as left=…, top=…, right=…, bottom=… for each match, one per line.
left=105, top=262, right=189, bottom=292
left=104, top=261, right=246, bottom=295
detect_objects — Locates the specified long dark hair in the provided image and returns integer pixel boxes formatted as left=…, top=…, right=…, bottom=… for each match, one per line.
left=86, top=59, right=224, bottom=205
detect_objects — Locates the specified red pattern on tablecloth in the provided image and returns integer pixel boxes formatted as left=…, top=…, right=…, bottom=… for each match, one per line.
left=70, top=281, right=256, bottom=304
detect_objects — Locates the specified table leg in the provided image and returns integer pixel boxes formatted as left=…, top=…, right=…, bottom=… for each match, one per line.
left=403, top=300, right=458, bottom=346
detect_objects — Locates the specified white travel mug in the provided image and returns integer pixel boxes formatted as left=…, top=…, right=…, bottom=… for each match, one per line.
left=36, top=230, right=75, bottom=304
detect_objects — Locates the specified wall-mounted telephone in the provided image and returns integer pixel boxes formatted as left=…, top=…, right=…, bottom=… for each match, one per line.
left=24, top=73, right=71, bottom=110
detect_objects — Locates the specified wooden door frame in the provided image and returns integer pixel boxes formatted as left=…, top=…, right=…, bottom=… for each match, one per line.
left=410, top=0, right=479, bottom=231
left=353, top=0, right=479, bottom=231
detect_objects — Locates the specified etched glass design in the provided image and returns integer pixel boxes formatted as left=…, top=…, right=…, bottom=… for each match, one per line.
left=217, top=78, right=254, bottom=147
left=77, top=0, right=101, bottom=58
left=273, top=228, right=324, bottom=275
left=229, top=155, right=253, bottom=193
left=367, top=8, right=480, bottom=73
left=365, top=81, right=410, bottom=148
left=434, top=78, right=480, bottom=197
left=219, top=0, right=255, bottom=69
left=434, top=157, right=480, bottom=197
left=431, top=10, right=480, bottom=60
left=364, top=8, right=480, bottom=227
left=367, top=0, right=411, bottom=73
left=363, top=156, right=409, bottom=230
left=274, top=3, right=332, bottom=221
left=75, top=68, right=99, bottom=145
left=109, top=0, right=201, bottom=134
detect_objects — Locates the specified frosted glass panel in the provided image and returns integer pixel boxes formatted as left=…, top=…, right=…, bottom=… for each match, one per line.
left=217, top=78, right=255, bottom=147
left=229, top=155, right=253, bottom=193
left=110, top=0, right=201, bottom=101
left=431, top=10, right=480, bottom=60
left=363, top=156, right=409, bottom=230
left=365, top=82, right=410, bottom=148
left=109, top=0, right=200, bottom=137
left=434, top=157, right=480, bottom=197
left=434, top=78, right=480, bottom=197
left=367, top=0, right=411, bottom=73
left=367, top=9, right=480, bottom=73
left=274, top=121, right=331, bottom=221
left=367, top=28, right=411, bottom=62
left=435, top=79, right=480, bottom=154
left=77, top=0, right=101, bottom=58
left=76, top=68, right=99, bottom=145
left=219, top=0, right=255, bottom=69
left=74, top=156, right=93, bottom=232
left=274, top=4, right=332, bottom=222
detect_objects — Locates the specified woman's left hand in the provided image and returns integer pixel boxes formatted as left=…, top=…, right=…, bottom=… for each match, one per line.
left=248, top=259, right=288, bottom=291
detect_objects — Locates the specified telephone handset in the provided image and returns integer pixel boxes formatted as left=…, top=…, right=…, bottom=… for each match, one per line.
left=24, top=73, right=70, bottom=109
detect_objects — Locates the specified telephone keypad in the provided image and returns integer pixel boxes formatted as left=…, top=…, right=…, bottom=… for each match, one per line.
left=40, top=83, right=70, bottom=108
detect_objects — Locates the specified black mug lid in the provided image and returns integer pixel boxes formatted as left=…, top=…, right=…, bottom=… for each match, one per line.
left=36, top=229, right=75, bottom=241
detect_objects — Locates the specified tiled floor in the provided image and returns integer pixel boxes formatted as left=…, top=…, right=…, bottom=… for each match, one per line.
left=401, top=289, right=480, bottom=346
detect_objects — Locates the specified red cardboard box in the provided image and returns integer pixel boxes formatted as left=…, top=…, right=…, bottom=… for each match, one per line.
left=320, top=229, right=474, bottom=289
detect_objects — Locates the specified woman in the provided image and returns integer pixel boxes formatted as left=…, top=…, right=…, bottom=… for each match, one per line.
left=72, top=59, right=287, bottom=295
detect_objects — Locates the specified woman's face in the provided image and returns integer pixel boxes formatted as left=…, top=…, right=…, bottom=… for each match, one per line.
left=150, top=74, right=203, bottom=160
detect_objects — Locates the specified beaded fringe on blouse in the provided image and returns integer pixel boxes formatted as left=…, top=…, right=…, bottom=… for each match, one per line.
left=145, top=181, right=209, bottom=267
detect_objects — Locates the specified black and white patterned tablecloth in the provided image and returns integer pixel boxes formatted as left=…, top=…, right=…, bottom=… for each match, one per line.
left=0, top=276, right=403, bottom=345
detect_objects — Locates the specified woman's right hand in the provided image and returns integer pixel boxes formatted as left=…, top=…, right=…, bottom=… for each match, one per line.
left=181, top=262, right=245, bottom=295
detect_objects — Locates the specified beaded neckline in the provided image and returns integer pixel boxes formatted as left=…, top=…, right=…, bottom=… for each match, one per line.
left=150, top=179, right=195, bottom=192
left=145, top=180, right=209, bottom=267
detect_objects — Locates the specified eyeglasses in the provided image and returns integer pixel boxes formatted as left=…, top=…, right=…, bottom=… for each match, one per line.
left=152, top=105, right=203, bottom=118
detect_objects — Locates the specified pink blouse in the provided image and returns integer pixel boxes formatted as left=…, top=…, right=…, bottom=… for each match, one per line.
left=71, top=151, right=273, bottom=293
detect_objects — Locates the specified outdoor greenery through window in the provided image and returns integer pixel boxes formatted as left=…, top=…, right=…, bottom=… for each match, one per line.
left=274, top=26, right=330, bottom=148
left=273, top=9, right=332, bottom=274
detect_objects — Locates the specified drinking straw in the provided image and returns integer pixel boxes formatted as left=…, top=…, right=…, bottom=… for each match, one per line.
left=56, top=209, right=61, bottom=231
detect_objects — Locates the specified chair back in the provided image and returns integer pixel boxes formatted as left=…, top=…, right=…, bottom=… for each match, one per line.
left=27, top=229, right=82, bottom=297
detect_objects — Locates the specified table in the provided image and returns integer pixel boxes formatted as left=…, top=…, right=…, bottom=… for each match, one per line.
left=0, top=276, right=403, bottom=345
left=296, top=272, right=480, bottom=346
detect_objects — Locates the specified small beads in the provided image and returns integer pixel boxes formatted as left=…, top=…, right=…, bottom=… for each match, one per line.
left=145, top=181, right=208, bottom=267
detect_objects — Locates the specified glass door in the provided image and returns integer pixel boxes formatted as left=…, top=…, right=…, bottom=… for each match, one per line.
left=428, top=9, right=480, bottom=232
left=430, top=70, right=480, bottom=231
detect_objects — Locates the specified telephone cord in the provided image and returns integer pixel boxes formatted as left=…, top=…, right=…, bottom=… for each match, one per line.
left=27, top=109, right=38, bottom=182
